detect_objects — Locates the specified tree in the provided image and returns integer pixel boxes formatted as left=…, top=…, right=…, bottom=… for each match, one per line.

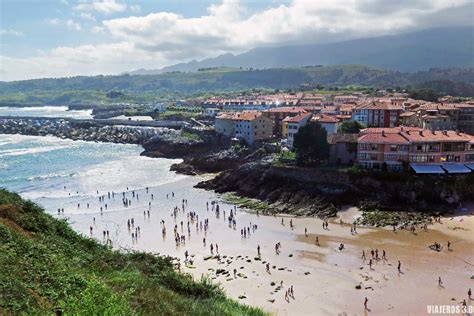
left=337, top=121, right=365, bottom=134
left=293, top=121, right=330, bottom=166
left=408, top=88, right=440, bottom=102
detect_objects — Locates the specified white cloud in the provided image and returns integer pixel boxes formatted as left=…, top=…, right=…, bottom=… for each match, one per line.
left=130, top=4, right=141, bottom=13
left=48, top=18, right=61, bottom=25
left=79, top=12, right=96, bottom=21
left=0, top=29, right=24, bottom=37
left=74, top=0, right=127, bottom=14
left=66, top=19, right=82, bottom=31
left=47, top=18, right=82, bottom=31
left=91, top=26, right=105, bottom=33
left=2, top=0, right=473, bottom=81
left=103, top=0, right=473, bottom=59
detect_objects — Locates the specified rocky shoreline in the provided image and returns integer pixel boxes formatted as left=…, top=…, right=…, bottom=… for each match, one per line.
left=196, top=161, right=474, bottom=222
left=0, top=118, right=173, bottom=144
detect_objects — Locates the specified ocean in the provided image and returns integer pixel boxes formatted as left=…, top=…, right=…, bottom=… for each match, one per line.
left=0, top=106, right=93, bottom=118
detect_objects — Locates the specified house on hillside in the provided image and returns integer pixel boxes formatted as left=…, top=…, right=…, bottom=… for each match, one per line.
left=234, top=111, right=274, bottom=145
left=312, top=114, right=340, bottom=134
left=283, top=112, right=312, bottom=148
left=327, top=133, right=359, bottom=165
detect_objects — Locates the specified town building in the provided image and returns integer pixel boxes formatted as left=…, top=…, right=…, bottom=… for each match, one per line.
left=283, top=112, right=312, bottom=148
left=203, top=108, right=220, bottom=117
left=215, top=111, right=274, bottom=145
left=262, top=107, right=308, bottom=137
left=327, top=133, right=359, bottom=165
left=311, top=114, right=340, bottom=134
left=334, top=95, right=359, bottom=105
left=352, top=101, right=403, bottom=127
left=357, top=127, right=474, bottom=172
left=234, top=111, right=274, bottom=145
left=214, top=112, right=236, bottom=137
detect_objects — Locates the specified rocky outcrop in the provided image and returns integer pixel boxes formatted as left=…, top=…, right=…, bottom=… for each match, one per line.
left=141, top=129, right=231, bottom=160
left=0, top=118, right=170, bottom=144
left=196, top=162, right=474, bottom=218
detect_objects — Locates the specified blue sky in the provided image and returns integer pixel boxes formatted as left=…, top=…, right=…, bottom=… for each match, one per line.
left=0, top=0, right=472, bottom=81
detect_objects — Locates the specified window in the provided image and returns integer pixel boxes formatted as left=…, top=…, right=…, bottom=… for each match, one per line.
left=390, top=145, right=397, bottom=152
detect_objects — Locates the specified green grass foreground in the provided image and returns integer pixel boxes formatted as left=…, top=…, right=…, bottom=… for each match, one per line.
left=0, top=189, right=267, bottom=315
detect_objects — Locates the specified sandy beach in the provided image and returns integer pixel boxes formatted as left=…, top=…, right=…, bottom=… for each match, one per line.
left=49, top=176, right=474, bottom=316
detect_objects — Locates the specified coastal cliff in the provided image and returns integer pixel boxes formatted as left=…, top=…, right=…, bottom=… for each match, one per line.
left=196, top=162, right=474, bottom=220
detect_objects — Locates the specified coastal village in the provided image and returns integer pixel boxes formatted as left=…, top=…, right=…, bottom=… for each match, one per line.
left=197, top=92, right=474, bottom=174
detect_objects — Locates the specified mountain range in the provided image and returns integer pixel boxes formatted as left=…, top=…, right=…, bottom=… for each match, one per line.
left=127, top=26, right=473, bottom=75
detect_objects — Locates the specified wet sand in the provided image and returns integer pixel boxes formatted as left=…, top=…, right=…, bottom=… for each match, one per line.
left=48, top=177, right=473, bottom=315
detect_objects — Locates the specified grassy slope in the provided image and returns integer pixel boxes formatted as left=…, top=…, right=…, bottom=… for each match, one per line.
left=0, top=189, right=266, bottom=315
left=2, top=65, right=472, bottom=106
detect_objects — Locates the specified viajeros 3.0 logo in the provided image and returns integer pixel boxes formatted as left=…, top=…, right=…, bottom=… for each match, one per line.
left=427, top=305, right=473, bottom=314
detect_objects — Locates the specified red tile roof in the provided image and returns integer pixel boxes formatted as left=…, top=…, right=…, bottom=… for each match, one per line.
left=401, top=130, right=473, bottom=143
left=312, top=114, right=339, bottom=123
left=358, top=133, right=409, bottom=144
left=264, top=107, right=307, bottom=113
left=283, top=112, right=312, bottom=123
left=356, top=101, right=403, bottom=111
left=361, top=127, right=423, bottom=134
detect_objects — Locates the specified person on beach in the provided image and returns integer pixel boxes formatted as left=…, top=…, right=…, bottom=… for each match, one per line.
left=447, top=241, right=451, bottom=251
left=89, top=226, right=93, bottom=235
left=438, top=277, right=443, bottom=287
left=266, top=263, right=271, bottom=274
left=382, top=250, right=386, bottom=260
left=362, top=250, right=366, bottom=260
left=304, top=228, right=308, bottom=237
left=364, top=297, right=368, bottom=310
left=369, top=259, right=373, bottom=269
left=257, top=245, right=261, bottom=257
left=468, top=288, right=472, bottom=300
left=315, top=236, right=319, bottom=246
left=398, top=260, right=401, bottom=273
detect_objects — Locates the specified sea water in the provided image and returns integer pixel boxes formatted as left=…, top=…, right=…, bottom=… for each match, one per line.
left=0, top=133, right=290, bottom=256
left=0, top=106, right=93, bottom=118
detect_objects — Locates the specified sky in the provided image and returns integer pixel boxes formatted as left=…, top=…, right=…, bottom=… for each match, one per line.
left=0, top=0, right=472, bottom=81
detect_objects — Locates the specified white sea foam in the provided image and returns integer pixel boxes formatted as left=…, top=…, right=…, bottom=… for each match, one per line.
left=0, top=145, right=70, bottom=157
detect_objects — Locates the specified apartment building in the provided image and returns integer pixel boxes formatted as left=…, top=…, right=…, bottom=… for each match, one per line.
left=352, top=101, right=403, bottom=127
left=357, top=127, right=474, bottom=172
left=283, top=112, right=312, bottom=148
left=215, top=111, right=274, bottom=145
left=234, top=111, right=274, bottom=145
left=262, top=107, right=308, bottom=137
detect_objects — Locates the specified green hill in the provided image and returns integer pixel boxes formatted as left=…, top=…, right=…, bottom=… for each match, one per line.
left=0, top=65, right=473, bottom=106
left=0, top=189, right=265, bottom=315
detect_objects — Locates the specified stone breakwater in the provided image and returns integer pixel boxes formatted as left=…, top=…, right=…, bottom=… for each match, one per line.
left=0, top=118, right=173, bottom=144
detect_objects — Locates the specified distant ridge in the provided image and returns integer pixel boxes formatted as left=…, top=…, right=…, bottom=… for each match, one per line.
left=127, top=26, right=474, bottom=75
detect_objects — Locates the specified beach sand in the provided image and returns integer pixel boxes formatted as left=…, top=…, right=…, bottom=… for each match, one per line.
left=50, top=177, right=473, bottom=315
